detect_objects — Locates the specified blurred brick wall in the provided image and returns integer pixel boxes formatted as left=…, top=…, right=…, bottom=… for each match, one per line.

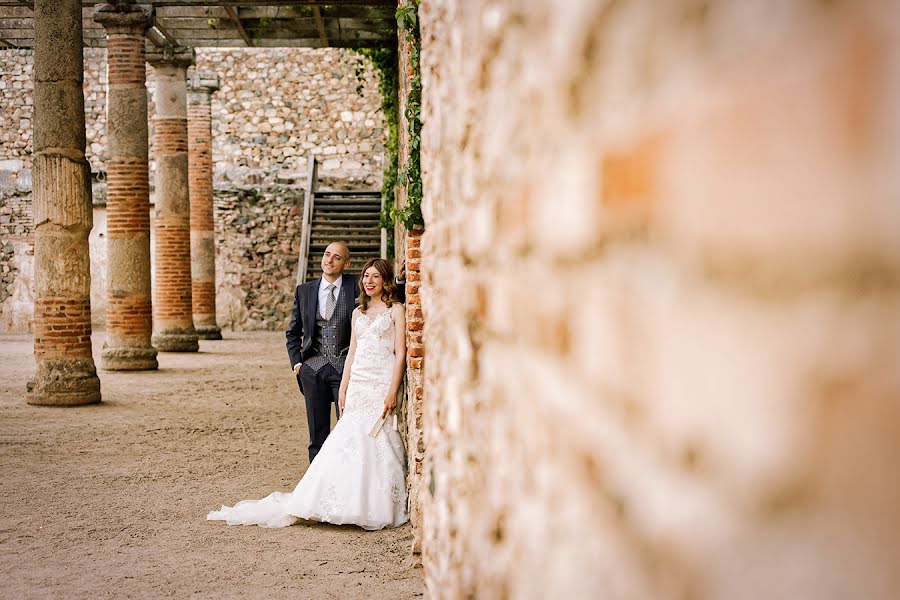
left=415, top=0, right=900, bottom=598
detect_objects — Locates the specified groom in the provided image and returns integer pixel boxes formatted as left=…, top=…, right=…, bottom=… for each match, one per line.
left=286, top=241, right=405, bottom=463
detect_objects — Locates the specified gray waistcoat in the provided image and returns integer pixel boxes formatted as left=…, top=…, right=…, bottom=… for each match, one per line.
left=305, top=285, right=352, bottom=373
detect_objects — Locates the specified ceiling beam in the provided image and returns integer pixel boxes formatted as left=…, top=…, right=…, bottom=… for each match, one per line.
left=152, top=16, right=179, bottom=47
left=223, top=6, right=253, bottom=47
left=311, top=4, right=328, bottom=47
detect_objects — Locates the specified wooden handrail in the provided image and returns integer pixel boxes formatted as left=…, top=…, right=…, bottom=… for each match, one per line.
left=296, top=154, right=318, bottom=285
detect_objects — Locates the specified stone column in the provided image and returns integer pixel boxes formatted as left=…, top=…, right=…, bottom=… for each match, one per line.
left=26, top=0, right=101, bottom=405
left=187, top=72, right=222, bottom=340
left=147, top=48, right=198, bottom=352
left=94, top=2, right=158, bottom=370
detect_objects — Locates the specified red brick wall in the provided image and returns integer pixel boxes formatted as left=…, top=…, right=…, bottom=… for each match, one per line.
left=105, top=35, right=146, bottom=86
left=105, top=161, right=149, bottom=235
left=152, top=223, right=192, bottom=321
left=104, top=294, right=151, bottom=336
left=188, top=103, right=213, bottom=232
left=153, top=119, right=188, bottom=154
left=32, top=297, right=92, bottom=357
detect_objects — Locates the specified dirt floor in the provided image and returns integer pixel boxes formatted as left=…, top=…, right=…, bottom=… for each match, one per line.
left=0, top=331, right=425, bottom=599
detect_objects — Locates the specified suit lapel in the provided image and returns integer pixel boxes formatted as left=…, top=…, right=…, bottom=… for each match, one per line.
left=304, top=278, right=319, bottom=328
left=341, top=275, right=356, bottom=314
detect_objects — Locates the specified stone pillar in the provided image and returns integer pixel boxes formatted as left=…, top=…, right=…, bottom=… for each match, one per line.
left=26, top=0, right=101, bottom=405
left=187, top=72, right=222, bottom=340
left=147, top=48, right=198, bottom=352
left=94, top=2, right=158, bottom=370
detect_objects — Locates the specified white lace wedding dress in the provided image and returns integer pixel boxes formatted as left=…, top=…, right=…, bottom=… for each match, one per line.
left=207, top=310, right=408, bottom=530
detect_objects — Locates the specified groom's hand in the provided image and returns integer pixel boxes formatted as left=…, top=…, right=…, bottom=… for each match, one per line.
left=293, top=363, right=301, bottom=375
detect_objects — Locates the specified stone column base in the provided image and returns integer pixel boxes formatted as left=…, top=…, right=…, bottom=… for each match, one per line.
left=152, top=330, right=199, bottom=352
left=194, top=324, right=222, bottom=340
left=26, top=359, right=101, bottom=406
left=101, top=344, right=158, bottom=371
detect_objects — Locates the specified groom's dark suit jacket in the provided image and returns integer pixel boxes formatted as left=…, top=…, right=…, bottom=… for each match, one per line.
left=285, top=274, right=405, bottom=369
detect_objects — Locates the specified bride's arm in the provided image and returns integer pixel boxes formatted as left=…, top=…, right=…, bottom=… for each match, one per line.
left=382, top=303, right=407, bottom=417
left=339, top=309, right=360, bottom=412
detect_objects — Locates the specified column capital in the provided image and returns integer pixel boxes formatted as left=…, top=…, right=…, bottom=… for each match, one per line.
left=93, top=2, right=154, bottom=35
left=189, top=71, right=221, bottom=95
left=146, top=47, right=195, bottom=69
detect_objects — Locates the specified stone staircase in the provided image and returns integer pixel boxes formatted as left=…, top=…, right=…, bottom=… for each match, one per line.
left=304, top=190, right=383, bottom=283
left=296, top=155, right=386, bottom=284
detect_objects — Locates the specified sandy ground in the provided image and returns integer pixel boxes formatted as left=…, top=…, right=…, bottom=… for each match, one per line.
left=0, top=331, right=424, bottom=599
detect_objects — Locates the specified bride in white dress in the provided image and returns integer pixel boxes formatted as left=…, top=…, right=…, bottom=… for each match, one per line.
left=208, top=259, right=409, bottom=530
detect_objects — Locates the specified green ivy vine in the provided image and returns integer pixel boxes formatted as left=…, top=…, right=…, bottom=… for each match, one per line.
left=394, top=0, right=424, bottom=230
left=354, top=0, right=424, bottom=240
left=353, top=46, right=399, bottom=245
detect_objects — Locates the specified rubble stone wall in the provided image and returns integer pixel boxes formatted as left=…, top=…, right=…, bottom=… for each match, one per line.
left=416, top=1, right=900, bottom=598
left=0, top=47, right=384, bottom=332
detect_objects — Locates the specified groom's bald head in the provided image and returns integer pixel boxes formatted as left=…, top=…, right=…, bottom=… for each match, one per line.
left=321, top=241, right=351, bottom=278
left=330, top=241, right=350, bottom=259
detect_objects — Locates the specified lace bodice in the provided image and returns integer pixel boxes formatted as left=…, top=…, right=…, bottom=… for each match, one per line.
left=351, top=309, right=396, bottom=377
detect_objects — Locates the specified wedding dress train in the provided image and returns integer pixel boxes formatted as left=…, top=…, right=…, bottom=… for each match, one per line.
left=207, top=310, right=408, bottom=530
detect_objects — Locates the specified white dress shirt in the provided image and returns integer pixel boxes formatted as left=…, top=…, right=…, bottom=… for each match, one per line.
left=319, top=275, right=343, bottom=319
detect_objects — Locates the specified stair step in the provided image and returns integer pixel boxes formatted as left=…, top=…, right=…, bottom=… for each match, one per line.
left=311, top=219, right=379, bottom=227
left=312, top=223, right=379, bottom=230
left=312, top=206, right=380, bottom=213
left=313, top=213, right=379, bottom=219
left=314, top=200, right=379, bottom=205
left=309, top=244, right=380, bottom=251
left=309, top=237, right=379, bottom=243
left=313, top=211, right=381, bottom=221
left=315, top=190, right=381, bottom=197
left=311, top=230, right=380, bottom=237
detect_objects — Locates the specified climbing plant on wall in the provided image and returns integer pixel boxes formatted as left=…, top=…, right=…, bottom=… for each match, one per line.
left=353, top=46, right=399, bottom=250
left=394, top=0, right=424, bottom=230
left=354, top=0, right=424, bottom=238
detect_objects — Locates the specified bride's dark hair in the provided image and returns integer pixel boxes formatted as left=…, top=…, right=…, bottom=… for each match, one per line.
left=358, top=258, right=399, bottom=313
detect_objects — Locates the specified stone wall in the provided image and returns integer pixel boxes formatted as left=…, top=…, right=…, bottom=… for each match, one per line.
left=0, top=190, right=33, bottom=333
left=200, top=49, right=384, bottom=188
left=0, top=50, right=32, bottom=168
left=416, top=1, right=900, bottom=598
left=0, top=46, right=385, bottom=332
left=213, top=187, right=305, bottom=332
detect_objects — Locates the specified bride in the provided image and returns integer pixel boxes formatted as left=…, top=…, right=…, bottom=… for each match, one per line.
left=208, top=258, right=409, bottom=530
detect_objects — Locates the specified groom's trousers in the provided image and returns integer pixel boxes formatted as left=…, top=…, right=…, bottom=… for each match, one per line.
left=297, top=362, right=342, bottom=463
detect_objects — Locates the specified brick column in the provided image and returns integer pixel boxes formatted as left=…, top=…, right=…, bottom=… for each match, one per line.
left=94, top=2, right=158, bottom=370
left=187, top=72, right=222, bottom=340
left=26, top=0, right=101, bottom=405
left=404, top=226, right=426, bottom=555
left=148, top=49, right=198, bottom=352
